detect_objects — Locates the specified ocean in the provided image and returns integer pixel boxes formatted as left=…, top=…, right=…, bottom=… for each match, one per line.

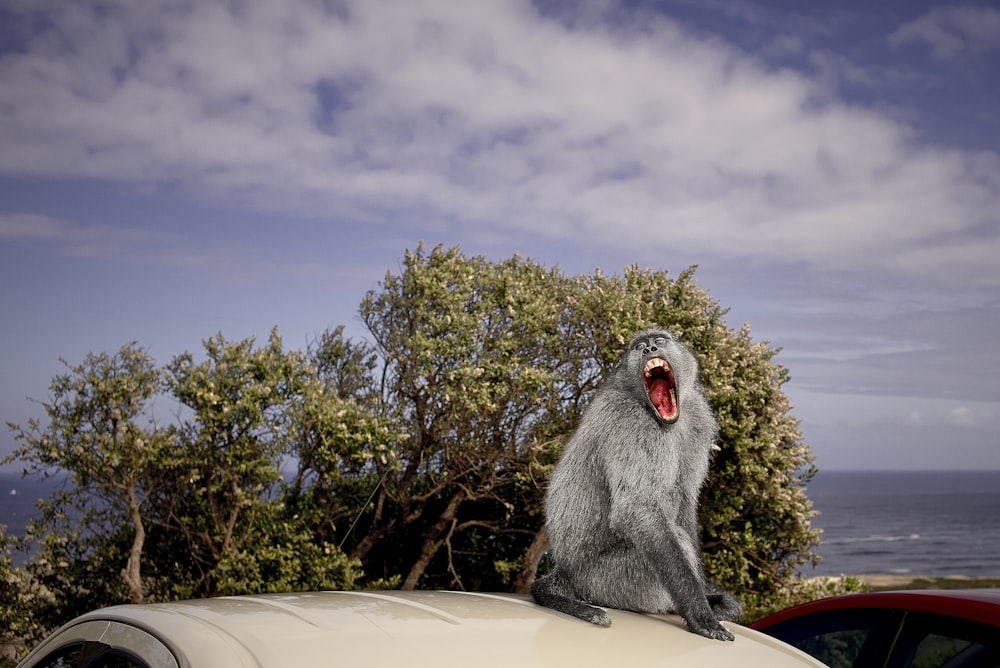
left=1, top=471, right=66, bottom=539
left=2, top=470, right=999, bottom=577
left=804, top=470, right=1000, bottom=578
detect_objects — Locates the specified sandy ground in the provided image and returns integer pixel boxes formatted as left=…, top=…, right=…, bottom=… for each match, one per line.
left=854, top=574, right=994, bottom=588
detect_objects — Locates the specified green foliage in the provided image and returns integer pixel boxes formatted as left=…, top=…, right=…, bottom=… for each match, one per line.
left=5, top=343, right=168, bottom=613
left=0, top=526, right=43, bottom=665
left=14, top=344, right=165, bottom=484
left=285, top=327, right=404, bottom=555
left=3, top=243, right=837, bottom=653
left=210, top=500, right=362, bottom=596
left=161, top=329, right=304, bottom=579
left=352, top=244, right=574, bottom=588
left=741, top=575, right=867, bottom=622
left=2, top=331, right=365, bottom=654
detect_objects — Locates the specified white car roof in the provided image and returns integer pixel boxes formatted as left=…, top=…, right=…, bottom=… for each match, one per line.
left=20, top=590, right=825, bottom=668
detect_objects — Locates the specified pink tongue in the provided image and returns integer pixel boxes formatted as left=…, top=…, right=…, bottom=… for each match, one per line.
left=650, top=379, right=672, bottom=413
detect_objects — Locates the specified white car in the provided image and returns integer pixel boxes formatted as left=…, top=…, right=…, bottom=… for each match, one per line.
left=18, top=590, right=826, bottom=668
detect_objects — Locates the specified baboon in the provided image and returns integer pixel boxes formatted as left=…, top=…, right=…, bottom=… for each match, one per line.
left=532, top=329, right=742, bottom=641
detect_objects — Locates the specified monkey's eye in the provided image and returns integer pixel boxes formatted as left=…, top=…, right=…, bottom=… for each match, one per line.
left=634, top=342, right=646, bottom=351
left=654, top=337, right=666, bottom=345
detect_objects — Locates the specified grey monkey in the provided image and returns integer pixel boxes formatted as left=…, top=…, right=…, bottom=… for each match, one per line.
left=531, top=328, right=742, bottom=641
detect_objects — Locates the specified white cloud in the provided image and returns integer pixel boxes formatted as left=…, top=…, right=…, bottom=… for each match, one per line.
left=0, top=212, right=71, bottom=239
left=787, top=388, right=1000, bottom=469
left=0, top=211, right=195, bottom=265
left=0, top=0, right=998, bottom=286
left=903, top=406, right=992, bottom=431
left=948, top=406, right=976, bottom=428
left=889, top=6, right=1000, bottom=60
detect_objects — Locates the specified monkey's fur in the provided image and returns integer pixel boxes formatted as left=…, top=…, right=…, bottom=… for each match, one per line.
left=531, top=329, right=742, bottom=641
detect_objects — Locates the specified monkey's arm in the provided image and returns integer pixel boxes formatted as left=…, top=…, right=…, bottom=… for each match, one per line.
left=678, top=492, right=744, bottom=622
left=607, top=488, right=734, bottom=641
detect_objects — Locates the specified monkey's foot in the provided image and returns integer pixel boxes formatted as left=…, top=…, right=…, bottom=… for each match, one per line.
left=531, top=576, right=612, bottom=627
left=687, top=616, right=735, bottom=642
left=581, top=607, right=612, bottom=627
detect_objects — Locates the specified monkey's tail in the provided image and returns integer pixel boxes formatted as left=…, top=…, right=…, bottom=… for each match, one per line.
left=531, top=572, right=612, bottom=627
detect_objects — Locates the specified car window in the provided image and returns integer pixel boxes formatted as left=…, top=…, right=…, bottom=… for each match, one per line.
left=897, top=613, right=1000, bottom=668
left=84, top=648, right=148, bottom=668
left=911, top=634, right=992, bottom=668
left=795, top=627, right=871, bottom=668
left=23, top=619, right=179, bottom=668
left=32, top=642, right=149, bottom=668
left=760, top=609, right=903, bottom=668
left=32, top=643, right=86, bottom=668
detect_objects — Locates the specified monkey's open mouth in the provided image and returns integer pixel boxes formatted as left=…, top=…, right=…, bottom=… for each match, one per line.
left=643, top=358, right=679, bottom=423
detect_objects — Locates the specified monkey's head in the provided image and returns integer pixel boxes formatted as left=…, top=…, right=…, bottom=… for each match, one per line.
left=623, top=329, right=697, bottom=425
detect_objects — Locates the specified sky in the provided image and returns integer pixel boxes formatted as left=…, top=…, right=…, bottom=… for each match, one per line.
left=1, top=0, right=998, bottom=472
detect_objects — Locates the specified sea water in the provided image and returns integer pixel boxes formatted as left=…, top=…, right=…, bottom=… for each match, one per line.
left=804, top=470, right=1000, bottom=578
left=1, top=471, right=63, bottom=538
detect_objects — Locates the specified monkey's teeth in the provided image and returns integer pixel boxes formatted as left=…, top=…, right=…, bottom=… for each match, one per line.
left=643, top=358, right=670, bottom=377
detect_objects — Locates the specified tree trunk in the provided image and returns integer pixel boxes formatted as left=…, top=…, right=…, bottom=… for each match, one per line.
left=513, top=526, right=548, bottom=594
left=351, top=458, right=424, bottom=559
left=350, top=519, right=397, bottom=560
left=401, top=492, right=464, bottom=590
left=122, top=482, right=145, bottom=604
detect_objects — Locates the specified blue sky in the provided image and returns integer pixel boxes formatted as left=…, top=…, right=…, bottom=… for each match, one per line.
left=1, top=0, right=998, bottom=471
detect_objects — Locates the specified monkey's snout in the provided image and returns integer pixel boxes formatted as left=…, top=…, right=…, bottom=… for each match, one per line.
left=643, top=358, right=679, bottom=423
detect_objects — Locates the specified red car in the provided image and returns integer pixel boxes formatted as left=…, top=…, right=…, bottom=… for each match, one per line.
left=751, top=589, right=1000, bottom=668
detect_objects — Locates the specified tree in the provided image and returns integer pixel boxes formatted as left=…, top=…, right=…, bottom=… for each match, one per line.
left=3, top=330, right=364, bottom=630
left=283, top=327, right=403, bottom=568
left=5, top=344, right=168, bottom=606
left=343, top=244, right=577, bottom=589
left=0, top=525, right=42, bottom=664
left=308, top=325, right=381, bottom=407
left=138, top=329, right=363, bottom=600
left=161, top=328, right=331, bottom=595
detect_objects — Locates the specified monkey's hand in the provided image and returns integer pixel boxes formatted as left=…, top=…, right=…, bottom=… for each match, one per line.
left=686, top=613, right=736, bottom=642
